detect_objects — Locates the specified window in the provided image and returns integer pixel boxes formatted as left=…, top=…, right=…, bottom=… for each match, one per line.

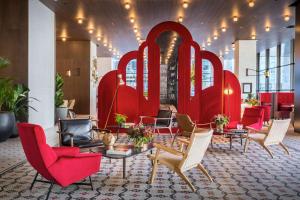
left=268, top=47, right=277, bottom=91
left=143, top=48, right=148, bottom=98
left=112, top=58, right=119, bottom=70
left=223, top=59, right=234, bottom=72
left=202, top=59, right=213, bottom=89
left=258, top=51, right=266, bottom=91
left=280, top=41, right=292, bottom=90
left=190, top=48, right=195, bottom=96
left=126, top=60, right=137, bottom=88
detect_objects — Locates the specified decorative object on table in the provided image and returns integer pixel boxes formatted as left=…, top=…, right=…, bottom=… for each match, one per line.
left=245, top=94, right=259, bottom=106
left=127, top=124, right=154, bottom=148
left=213, top=114, right=229, bottom=132
left=242, top=83, right=252, bottom=94
left=0, top=57, right=37, bottom=141
left=106, top=144, right=132, bottom=156
left=104, top=74, right=125, bottom=129
left=102, top=132, right=117, bottom=148
left=55, top=73, right=68, bottom=121
left=115, top=113, right=127, bottom=126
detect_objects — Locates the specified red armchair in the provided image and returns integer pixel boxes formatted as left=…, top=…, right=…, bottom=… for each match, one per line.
left=17, top=123, right=102, bottom=200
left=254, top=105, right=271, bottom=124
left=227, top=107, right=265, bottom=131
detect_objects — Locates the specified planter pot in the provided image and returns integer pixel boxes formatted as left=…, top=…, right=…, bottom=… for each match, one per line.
left=55, top=107, right=68, bottom=122
left=0, top=112, right=16, bottom=142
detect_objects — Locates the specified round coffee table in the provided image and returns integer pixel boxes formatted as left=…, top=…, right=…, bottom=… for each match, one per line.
left=213, top=129, right=248, bottom=149
left=97, top=143, right=154, bottom=179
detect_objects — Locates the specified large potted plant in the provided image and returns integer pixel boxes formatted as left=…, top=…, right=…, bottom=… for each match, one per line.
left=55, top=73, right=68, bottom=121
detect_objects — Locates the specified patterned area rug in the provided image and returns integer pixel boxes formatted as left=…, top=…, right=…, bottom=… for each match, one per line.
left=0, top=134, right=300, bottom=200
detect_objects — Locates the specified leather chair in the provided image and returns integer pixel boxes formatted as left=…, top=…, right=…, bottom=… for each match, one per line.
left=58, top=119, right=107, bottom=148
left=139, top=109, right=173, bottom=136
left=227, top=107, right=264, bottom=131
left=17, top=123, right=101, bottom=200
left=254, top=105, right=271, bottom=124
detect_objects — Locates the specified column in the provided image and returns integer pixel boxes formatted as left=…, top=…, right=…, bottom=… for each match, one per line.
left=294, top=3, right=300, bottom=133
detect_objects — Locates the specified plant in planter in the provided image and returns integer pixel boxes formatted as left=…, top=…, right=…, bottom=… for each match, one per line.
left=127, top=124, right=154, bottom=148
left=213, top=114, right=229, bottom=132
left=245, top=94, right=259, bottom=106
left=115, top=113, right=127, bottom=127
left=55, top=73, right=68, bottom=121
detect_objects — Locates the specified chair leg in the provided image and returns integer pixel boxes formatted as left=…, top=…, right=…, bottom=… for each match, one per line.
left=171, top=134, right=177, bottom=147
left=169, top=127, right=173, bottom=138
left=149, top=160, right=158, bottom=184
left=197, top=164, right=213, bottom=182
left=30, top=172, right=39, bottom=190
left=89, top=176, right=94, bottom=190
left=176, top=170, right=196, bottom=192
left=244, top=138, right=250, bottom=153
left=45, top=182, right=54, bottom=200
left=279, top=142, right=290, bottom=155
left=262, top=144, right=274, bottom=158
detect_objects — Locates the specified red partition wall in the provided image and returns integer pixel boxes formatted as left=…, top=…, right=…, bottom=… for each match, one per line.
left=97, top=21, right=242, bottom=128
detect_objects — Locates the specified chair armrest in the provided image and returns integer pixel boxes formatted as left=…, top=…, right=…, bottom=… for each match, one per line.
left=52, top=147, right=80, bottom=157
left=196, top=122, right=213, bottom=129
left=154, top=143, right=184, bottom=156
left=139, top=116, right=156, bottom=119
left=57, top=131, right=75, bottom=147
left=176, top=137, right=190, bottom=145
left=93, top=128, right=111, bottom=133
left=246, top=126, right=268, bottom=134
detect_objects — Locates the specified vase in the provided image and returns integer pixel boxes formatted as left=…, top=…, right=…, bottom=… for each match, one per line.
left=0, top=112, right=15, bottom=142
left=216, top=124, right=224, bottom=132
left=102, top=133, right=116, bottom=147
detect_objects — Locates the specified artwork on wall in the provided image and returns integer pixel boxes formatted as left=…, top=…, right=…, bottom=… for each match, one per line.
left=242, top=83, right=252, bottom=94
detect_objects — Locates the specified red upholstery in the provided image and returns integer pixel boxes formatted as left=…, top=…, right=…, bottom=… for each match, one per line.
left=259, top=92, right=272, bottom=105
left=18, top=123, right=101, bottom=187
left=227, top=107, right=264, bottom=130
left=254, top=105, right=271, bottom=123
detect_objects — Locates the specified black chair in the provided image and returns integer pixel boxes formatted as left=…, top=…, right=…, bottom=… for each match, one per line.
left=58, top=119, right=109, bottom=148
left=139, top=110, right=173, bottom=136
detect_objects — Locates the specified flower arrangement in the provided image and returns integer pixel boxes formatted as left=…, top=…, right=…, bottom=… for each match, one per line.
left=213, top=114, right=229, bottom=131
left=127, top=124, right=154, bottom=148
left=245, top=94, right=259, bottom=106
left=115, top=113, right=127, bottom=125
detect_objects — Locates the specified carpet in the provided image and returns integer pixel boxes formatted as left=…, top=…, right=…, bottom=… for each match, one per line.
left=0, top=134, right=300, bottom=200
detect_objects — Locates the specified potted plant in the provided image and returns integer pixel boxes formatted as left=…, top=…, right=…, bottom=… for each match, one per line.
left=245, top=94, right=259, bottom=106
left=127, top=124, right=154, bottom=148
left=213, top=114, right=229, bottom=132
left=115, top=113, right=127, bottom=127
left=55, top=73, right=68, bottom=121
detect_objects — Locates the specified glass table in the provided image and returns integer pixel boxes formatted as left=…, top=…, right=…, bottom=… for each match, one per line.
left=96, top=143, right=154, bottom=179
left=213, top=129, right=248, bottom=149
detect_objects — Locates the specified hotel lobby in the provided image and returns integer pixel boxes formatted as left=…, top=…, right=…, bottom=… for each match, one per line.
left=0, top=0, right=300, bottom=199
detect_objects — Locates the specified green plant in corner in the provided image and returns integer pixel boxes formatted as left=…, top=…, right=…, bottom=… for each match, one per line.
left=115, top=113, right=127, bottom=125
left=55, top=73, right=64, bottom=107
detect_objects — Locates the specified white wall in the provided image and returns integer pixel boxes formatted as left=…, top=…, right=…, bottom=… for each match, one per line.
left=97, top=57, right=113, bottom=78
left=90, top=42, right=98, bottom=116
left=28, top=1, right=55, bottom=134
left=234, top=40, right=257, bottom=98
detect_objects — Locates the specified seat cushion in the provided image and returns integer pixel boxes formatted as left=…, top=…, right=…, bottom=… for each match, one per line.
left=248, top=133, right=266, bottom=142
left=149, top=152, right=181, bottom=170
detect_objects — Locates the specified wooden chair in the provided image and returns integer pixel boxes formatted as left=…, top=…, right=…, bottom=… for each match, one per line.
left=148, top=129, right=213, bottom=192
left=244, top=119, right=291, bottom=158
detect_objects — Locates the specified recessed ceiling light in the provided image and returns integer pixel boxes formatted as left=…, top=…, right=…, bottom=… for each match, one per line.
left=182, top=1, right=189, bottom=8
left=233, top=16, right=238, bottom=22
left=137, top=36, right=141, bottom=40
left=232, top=43, right=235, bottom=50
left=221, top=27, right=226, bottom=32
left=104, top=42, right=107, bottom=47
left=97, top=37, right=101, bottom=41
left=251, top=34, right=256, bottom=40
left=62, top=37, right=67, bottom=42
left=88, top=29, right=94, bottom=34
left=213, top=35, right=218, bottom=40
left=124, top=2, right=130, bottom=9
left=284, top=15, right=290, bottom=21
left=178, top=16, right=183, bottom=23
left=77, top=18, right=84, bottom=24
left=248, top=0, right=255, bottom=7
left=225, top=50, right=229, bottom=54
left=130, top=17, right=135, bottom=23
left=207, top=41, right=211, bottom=46
left=265, top=26, right=270, bottom=32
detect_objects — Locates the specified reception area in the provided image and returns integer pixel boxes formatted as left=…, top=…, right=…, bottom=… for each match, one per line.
left=0, top=0, right=300, bottom=199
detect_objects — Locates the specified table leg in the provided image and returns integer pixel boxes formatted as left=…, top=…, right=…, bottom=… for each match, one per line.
left=123, top=158, right=126, bottom=179
left=230, top=135, right=233, bottom=150
left=210, top=137, right=214, bottom=149
left=240, top=135, right=243, bottom=146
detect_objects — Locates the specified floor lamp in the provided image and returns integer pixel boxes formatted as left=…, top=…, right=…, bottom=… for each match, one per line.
left=104, top=74, right=125, bottom=129
left=224, top=84, right=233, bottom=117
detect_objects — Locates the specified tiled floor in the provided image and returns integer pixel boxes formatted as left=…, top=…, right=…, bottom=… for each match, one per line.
left=0, top=130, right=300, bottom=199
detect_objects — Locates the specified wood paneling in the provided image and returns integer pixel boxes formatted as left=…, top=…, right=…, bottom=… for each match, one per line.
left=56, top=41, right=90, bottom=114
left=0, top=0, right=28, bottom=85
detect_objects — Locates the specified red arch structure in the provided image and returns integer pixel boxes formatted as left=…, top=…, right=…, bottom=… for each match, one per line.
left=98, top=21, right=241, bottom=128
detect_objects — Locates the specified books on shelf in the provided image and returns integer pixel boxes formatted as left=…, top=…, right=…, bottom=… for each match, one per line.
left=106, top=145, right=132, bottom=156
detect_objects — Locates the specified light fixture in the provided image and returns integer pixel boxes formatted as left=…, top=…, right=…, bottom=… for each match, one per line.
left=104, top=42, right=107, bottom=47
left=284, top=15, right=290, bottom=21
left=232, top=43, right=235, bottom=50
left=77, top=18, right=84, bottom=24
left=182, top=1, right=189, bottom=8
left=130, top=17, right=135, bottom=23
left=62, top=37, right=67, bottom=42
left=97, top=37, right=101, bottom=41
left=221, top=26, right=226, bottom=32
left=202, top=47, right=206, bottom=50
left=207, top=41, right=211, bottom=46
left=133, top=27, right=138, bottom=33
left=109, top=47, right=112, bottom=51
left=248, top=0, right=255, bottom=7
left=213, top=35, right=218, bottom=40
left=225, top=50, right=229, bottom=54
left=233, top=16, right=238, bottom=22
left=88, top=29, right=94, bottom=34
left=178, top=16, right=183, bottom=23
left=137, top=36, right=141, bottom=41
left=265, top=26, right=270, bottom=32
left=224, top=88, right=233, bottom=95
left=66, top=69, right=71, bottom=77
left=124, top=2, right=130, bottom=9
left=264, top=70, right=270, bottom=78
left=251, top=34, right=256, bottom=40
